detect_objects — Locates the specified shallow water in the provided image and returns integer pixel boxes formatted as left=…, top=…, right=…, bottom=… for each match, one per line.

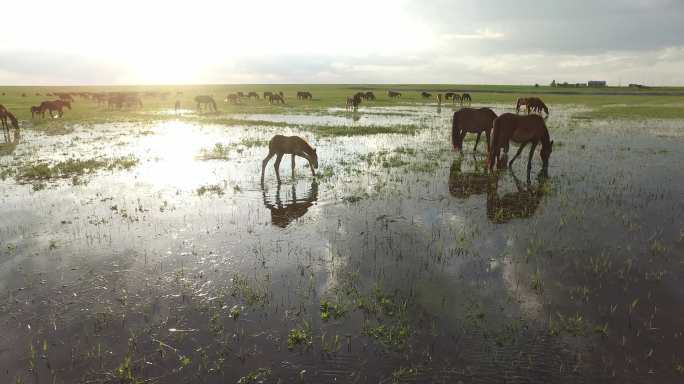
left=1, top=106, right=684, bottom=383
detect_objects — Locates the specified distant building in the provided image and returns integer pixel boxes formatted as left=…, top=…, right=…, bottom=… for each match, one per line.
left=588, top=81, right=607, bottom=87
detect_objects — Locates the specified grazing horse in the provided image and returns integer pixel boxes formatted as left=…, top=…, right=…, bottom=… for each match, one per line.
left=39, top=100, right=71, bottom=118
left=486, top=170, right=546, bottom=223
left=0, top=105, right=19, bottom=142
left=236, top=92, right=245, bottom=98
left=263, top=180, right=319, bottom=228
left=452, top=107, right=498, bottom=153
left=263, top=91, right=273, bottom=100
left=346, top=94, right=362, bottom=111
left=248, top=91, right=259, bottom=100
left=269, top=94, right=285, bottom=104
left=451, top=94, right=462, bottom=105
left=226, top=94, right=239, bottom=104
left=516, top=97, right=549, bottom=116
left=421, top=91, right=432, bottom=99
left=461, top=93, right=472, bottom=106
left=297, top=91, right=312, bottom=100
left=388, top=90, right=402, bottom=98
left=488, top=113, right=553, bottom=173
left=364, top=91, right=376, bottom=101
left=30, top=105, right=43, bottom=119
left=195, top=95, right=217, bottom=112
left=437, top=94, right=443, bottom=106
left=261, top=135, right=318, bottom=184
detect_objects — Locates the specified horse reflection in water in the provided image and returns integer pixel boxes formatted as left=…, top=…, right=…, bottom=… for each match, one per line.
left=263, top=181, right=319, bottom=228
left=486, top=170, right=548, bottom=224
left=448, top=158, right=496, bottom=199
left=449, top=159, right=548, bottom=224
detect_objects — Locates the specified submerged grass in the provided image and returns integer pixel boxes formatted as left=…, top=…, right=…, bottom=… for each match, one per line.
left=17, top=156, right=138, bottom=181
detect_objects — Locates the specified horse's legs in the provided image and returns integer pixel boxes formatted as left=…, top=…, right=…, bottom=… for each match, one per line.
left=509, top=142, right=528, bottom=168
left=261, top=151, right=275, bottom=183
left=291, top=154, right=296, bottom=177
left=527, top=141, right=538, bottom=172
left=485, top=130, right=491, bottom=155
left=274, top=154, right=284, bottom=183
left=473, top=132, right=482, bottom=153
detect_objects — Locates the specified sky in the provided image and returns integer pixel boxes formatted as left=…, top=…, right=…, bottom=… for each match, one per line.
left=1, top=0, right=683, bottom=85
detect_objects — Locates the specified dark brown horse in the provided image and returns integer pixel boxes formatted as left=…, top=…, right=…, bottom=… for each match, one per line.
left=247, top=91, right=260, bottom=100
left=488, top=113, right=553, bottom=173
left=421, top=91, right=432, bottom=99
left=261, top=135, right=318, bottom=184
left=226, top=94, right=240, bottom=104
left=452, top=107, right=498, bottom=153
left=346, top=94, right=362, bottom=111
left=39, top=100, right=71, bottom=118
left=461, top=93, right=472, bottom=106
left=30, top=105, right=43, bottom=119
left=516, top=97, right=548, bottom=116
left=263, top=181, right=319, bottom=228
left=364, top=91, right=376, bottom=100
left=297, top=91, right=312, bottom=100
left=263, top=91, right=273, bottom=99
left=388, top=90, right=402, bottom=98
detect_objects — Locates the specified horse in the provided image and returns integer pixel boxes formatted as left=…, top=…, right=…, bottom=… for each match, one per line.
left=452, top=107, right=498, bottom=153
left=248, top=91, right=260, bottom=100
left=486, top=170, right=546, bottom=223
left=297, top=91, right=312, bottom=100
left=451, top=94, right=462, bottom=105
left=445, top=92, right=455, bottom=100
left=174, top=100, right=181, bottom=113
left=263, top=180, right=319, bottom=228
left=30, top=105, right=43, bottom=119
left=195, top=95, right=217, bottom=112
left=346, top=94, right=362, bottom=111
left=527, top=97, right=549, bottom=116
left=421, top=91, right=432, bottom=99
left=261, top=135, right=318, bottom=184
left=461, top=93, right=472, bottom=106
left=515, top=98, right=529, bottom=114
left=236, top=92, right=245, bottom=99
left=437, top=94, right=443, bottom=106
left=39, top=100, right=71, bottom=118
left=488, top=113, right=553, bottom=173
left=0, top=105, right=19, bottom=142
left=364, top=91, right=376, bottom=101
left=263, top=91, right=273, bottom=100
left=269, top=94, right=285, bottom=104
left=226, top=94, right=239, bottom=104
left=388, top=90, right=402, bottom=98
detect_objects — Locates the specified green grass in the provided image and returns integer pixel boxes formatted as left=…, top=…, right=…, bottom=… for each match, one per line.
left=2, top=84, right=683, bottom=132
left=17, top=156, right=138, bottom=181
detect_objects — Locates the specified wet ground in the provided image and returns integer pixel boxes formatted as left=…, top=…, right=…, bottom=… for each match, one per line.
left=1, top=103, right=684, bottom=383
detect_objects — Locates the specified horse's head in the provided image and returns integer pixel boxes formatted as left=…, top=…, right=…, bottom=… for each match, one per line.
left=311, top=148, right=319, bottom=169
left=540, top=140, right=553, bottom=168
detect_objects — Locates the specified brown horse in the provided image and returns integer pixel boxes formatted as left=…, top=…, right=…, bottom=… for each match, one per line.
left=30, top=105, right=43, bottom=119
left=421, top=91, right=432, bottom=99
left=488, top=113, right=553, bottom=173
left=297, top=91, right=312, bottom=100
left=388, top=90, right=402, bottom=98
left=364, top=91, right=376, bottom=101
left=346, top=94, right=362, bottom=111
left=39, top=100, right=71, bottom=118
left=516, top=97, right=548, bottom=116
left=451, top=94, right=462, bottom=105
left=247, top=91, right=260, bottom=100
left=0, top=105, right=20, bottom=142
left=226, top=94, right=240, bottom=104
left=452, top=107, right=498, bottom=153
left=269, top=94, right=285, bottom=104
left=515, top=97, right=529, bottom=114
left=263, top=181, right=319, bottom=228
left=195, top=95, right=217, bottom=112
left=261, top=135, right=318, bottom=183
left=461, top=93, right=472, bottom=106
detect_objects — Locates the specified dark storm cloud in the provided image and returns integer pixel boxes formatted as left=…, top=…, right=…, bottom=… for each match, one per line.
left=409, top=0, right=684, bottom=54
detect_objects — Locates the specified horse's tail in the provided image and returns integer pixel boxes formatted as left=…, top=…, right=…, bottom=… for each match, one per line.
left=7, top=112, right=19, bottom=130
left=451, top=112, right=459, bottom=150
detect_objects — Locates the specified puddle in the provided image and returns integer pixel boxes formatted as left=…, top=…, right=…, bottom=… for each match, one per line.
left=1, top=105, right=684, bottom=383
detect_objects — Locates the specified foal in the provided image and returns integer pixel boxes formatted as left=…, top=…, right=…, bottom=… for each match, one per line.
left=261, top=135, right=318, bottom=184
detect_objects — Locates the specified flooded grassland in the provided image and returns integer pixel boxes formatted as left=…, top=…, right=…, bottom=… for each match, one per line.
left=1, top=98, right=684, bottom=383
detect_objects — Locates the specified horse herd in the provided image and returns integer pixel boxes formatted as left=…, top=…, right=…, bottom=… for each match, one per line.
left=262, top=96, right=554, bottom=185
